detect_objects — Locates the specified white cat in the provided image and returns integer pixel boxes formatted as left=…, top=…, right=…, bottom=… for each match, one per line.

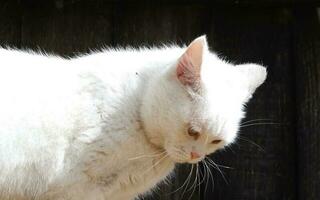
left=0, top=36, right=266, bottom=200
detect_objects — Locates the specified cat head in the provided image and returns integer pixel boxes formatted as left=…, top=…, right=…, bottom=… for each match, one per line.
left=141, top=36, right=267, bottom=164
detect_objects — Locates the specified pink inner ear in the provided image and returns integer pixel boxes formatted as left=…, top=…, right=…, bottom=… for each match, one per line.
left=176, top=37, right=205, bottom=86
left=177, top=53, right=199, bottom=85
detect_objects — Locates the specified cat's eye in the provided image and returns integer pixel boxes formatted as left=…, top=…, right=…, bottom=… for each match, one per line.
left=187, top=127, right=200, bottom=140
left=211, top=139, right=222, bottom=144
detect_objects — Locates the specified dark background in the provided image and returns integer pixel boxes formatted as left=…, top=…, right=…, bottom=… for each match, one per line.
left=1, top=0, right=320, bottom=199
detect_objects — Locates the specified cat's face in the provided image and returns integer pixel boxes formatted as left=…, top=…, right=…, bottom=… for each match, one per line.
left=142, top=36, right=266, bottom=164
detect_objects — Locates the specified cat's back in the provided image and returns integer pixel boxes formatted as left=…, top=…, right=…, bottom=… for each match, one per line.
left=0, top=46, right=184, bottom=130
left=0, top=48, right=73, bottom=86
left=0, top=48, right=79, bottom=123
left=0, top=46, right=184, bottom=139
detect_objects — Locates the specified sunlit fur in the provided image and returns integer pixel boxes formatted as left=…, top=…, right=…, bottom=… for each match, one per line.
left=0, top=36, right=266, bottom=200
left=141, top=36, right=267, bottom=164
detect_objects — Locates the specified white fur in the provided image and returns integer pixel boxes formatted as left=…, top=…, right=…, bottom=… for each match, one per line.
left=0, top=36, right=266, bottom=200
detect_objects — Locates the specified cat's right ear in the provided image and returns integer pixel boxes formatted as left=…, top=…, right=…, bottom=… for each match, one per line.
left=176, top=36, right=208, bottom=87
left=237, top=63, right=267, bottom=101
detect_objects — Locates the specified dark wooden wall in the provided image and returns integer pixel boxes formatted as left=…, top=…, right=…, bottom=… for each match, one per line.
left=1, top=0, right=319, bottom=199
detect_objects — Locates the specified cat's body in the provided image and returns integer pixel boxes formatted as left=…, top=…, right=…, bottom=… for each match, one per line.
left=0, top=48, right=180, bottom=200
left=0, top=36, right=267, bottom=200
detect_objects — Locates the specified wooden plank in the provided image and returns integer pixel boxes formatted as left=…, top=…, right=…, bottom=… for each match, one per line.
left=21, top=0, right=113, bottom=56
left=0, top=0, right=21, bottom=47
left=64, top=0, right=320, bottom=7
left=293, top=8, right=320, bottom=200
left=113, top=2, right=209, bottom=47
left=204, top=7, right=296, bottom=200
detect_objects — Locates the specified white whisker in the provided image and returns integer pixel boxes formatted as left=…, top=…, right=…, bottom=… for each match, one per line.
left=203, top=160, right=214, bottom=194
left=240, top=122, right=281, bottom=128
left=241, top=118, right=275, bottom=125
left=187, top=164, right=198, bottom=200
left=128, top=151, right=166, bottom=161
left=206, top=157, right=228, bottom=184
left=238, top=136, right=265, bottom=152
left=167, top=165, right=193, bottom=195
left=141, top=153, right=169, bottom=176
left=180, top=164, right=195, bottom=200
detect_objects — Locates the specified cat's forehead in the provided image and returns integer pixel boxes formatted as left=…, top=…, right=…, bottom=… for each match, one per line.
left=185, top=85, right=244, bottom=135
left=202, top=54, right=243, bottom=84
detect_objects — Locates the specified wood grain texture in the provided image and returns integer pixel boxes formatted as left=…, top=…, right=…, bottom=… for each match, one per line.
left=293, top=7, right=320, bottom=200
left=40, top=0, right=320, bottom=7
left=0, top=0, right=21, bottom=47
left=21, top=0, right=113, bottom=56
left=112, top=2, right=209, bottom=47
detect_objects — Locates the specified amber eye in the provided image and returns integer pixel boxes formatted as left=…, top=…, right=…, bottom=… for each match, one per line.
left=187, top=127, right=200, bottom=140
left=211, top=139, right=222, bottom=144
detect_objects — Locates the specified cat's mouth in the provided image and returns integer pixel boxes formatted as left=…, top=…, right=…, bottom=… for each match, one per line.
left=167, top=153, right=204, bottom=164
left=165, top=146, right=204, bottom=164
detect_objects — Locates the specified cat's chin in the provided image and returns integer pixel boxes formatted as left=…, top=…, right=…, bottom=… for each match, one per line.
left=167, top=154, right=204, bottom=164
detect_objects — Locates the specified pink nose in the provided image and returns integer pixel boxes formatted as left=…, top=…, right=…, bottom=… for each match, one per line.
left=190, top=151, right=201, bottom=160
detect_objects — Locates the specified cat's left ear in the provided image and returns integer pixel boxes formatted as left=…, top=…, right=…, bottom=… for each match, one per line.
left=237, top=64, right=267, bottom=99
left=176, top=35, right=208, bottom=87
